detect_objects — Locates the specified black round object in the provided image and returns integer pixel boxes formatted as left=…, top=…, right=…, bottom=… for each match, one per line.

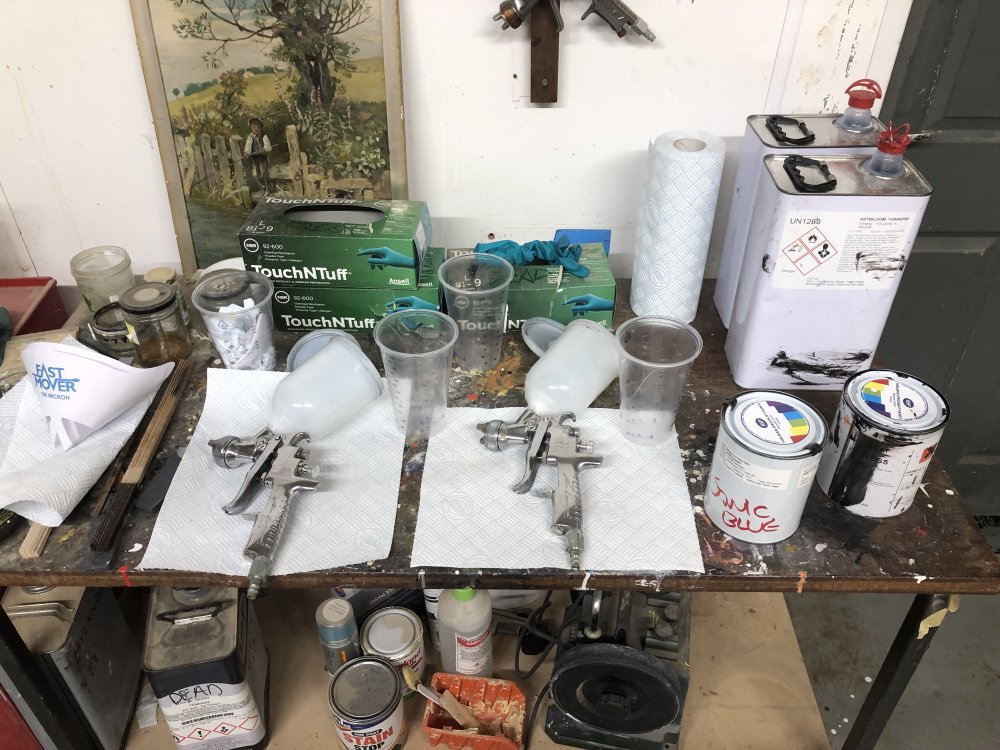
left=119, top=282, right=176, bottom=315
left=550, top=643, right=682, bottom=735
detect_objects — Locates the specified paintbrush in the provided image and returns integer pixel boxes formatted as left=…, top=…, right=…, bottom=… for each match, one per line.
left=402, top=666, right=480, bottom=731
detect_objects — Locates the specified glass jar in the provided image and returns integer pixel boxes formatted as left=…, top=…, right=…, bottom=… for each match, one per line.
left=143, top=266, right=190, bottom=325
left=88, top=302, right=135, bottom=358
left=119, top=282, right=192, bottom=367
left=69, top=246, right=135, bottom=313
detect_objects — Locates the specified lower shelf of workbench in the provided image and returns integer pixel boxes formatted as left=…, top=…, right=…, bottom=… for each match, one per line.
left=125, top=589, right=829, bottom=750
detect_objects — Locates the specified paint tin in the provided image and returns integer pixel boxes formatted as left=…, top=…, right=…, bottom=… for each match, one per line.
left=705, top=391, right=826, bottom=543
left=817, top=369, right=949, bottom=517
left=329, top=656, right=406, bottom=749
left=359, top=607, right=425, bottom=694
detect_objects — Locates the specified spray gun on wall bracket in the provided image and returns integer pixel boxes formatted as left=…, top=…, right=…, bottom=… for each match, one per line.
left=209, top=429, right=319, bottom=599
left=494, top=0, right=654, bottom=41
left=477, top=409, right=602, bottom=570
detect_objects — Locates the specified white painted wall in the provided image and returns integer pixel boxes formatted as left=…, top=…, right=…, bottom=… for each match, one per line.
left=0, top=0, right=911, bottom=286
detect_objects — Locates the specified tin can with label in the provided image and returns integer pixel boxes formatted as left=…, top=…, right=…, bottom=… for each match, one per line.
left=329, top=657, right=406, bottom=749
left=705, top=391, right=827, bottom=543
left=360, top=607, right=425, bottom=695
left=817, top=369, right=949, bottom=517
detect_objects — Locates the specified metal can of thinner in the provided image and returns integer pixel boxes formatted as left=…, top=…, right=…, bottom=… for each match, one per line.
left=360, top=607, right=425, bottom=695
left=817, top=369, right=949, bottom=517
left=329, top=656, right=406, bottom=749
left=705, top=391, right=827, bottom=543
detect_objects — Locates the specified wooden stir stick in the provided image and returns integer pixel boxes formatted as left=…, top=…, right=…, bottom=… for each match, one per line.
left=89, top=358, right=195, bottom=553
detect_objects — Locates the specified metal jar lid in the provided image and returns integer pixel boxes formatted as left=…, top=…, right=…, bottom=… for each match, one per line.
left=330, top=656, right=402, bottom=722
left=119, top=282, right=177, bottom=315
left=722, top=390, right=827, bottom=459
left=287, top=330, right=361, bottom=371
left=360, top=607, right=422, bottom=660
left=843, top=369, right=949, bottom=435
left=144, top=266, right=178, bottom=285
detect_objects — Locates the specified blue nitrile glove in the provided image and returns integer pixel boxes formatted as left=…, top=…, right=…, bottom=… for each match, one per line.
left=563, top=294, right=614, bottom=315
left=475, top=237, right=590, bottom=278
left=357, top=247, right=416, bottom=269
left=385, top=296, right=439, bottom=313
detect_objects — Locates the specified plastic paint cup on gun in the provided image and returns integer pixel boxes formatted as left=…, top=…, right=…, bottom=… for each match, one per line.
left=192, top=269, right=277, bottom=371
left=438, top=254, right=514, bottom=371
left=374, top=310, right=458, bottom=438
left=616, top=316, right=703, bottom=446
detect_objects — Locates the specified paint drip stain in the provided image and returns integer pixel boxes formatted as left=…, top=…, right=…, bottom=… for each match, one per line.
left=768, top=349, right=871, bottom=386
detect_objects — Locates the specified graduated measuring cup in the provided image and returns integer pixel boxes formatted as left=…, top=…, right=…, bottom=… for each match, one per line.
left=616, top=316, right=703, bottom=446
left=437, top=254, right=514, bottom=371
left=192, top=269, right=276, bottom=371
left=374, top=310, right=458, bottom=438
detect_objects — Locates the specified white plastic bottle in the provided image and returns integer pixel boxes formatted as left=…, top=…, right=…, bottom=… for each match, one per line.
left=438, top=588, right=493, bottom=676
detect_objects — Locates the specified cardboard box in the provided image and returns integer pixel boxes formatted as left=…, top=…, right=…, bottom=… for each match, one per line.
left=239, top=197, right=431, bottom=290
left=272, top=248, right=443, bottom=333
left=445, top=244, right=616, bottom=331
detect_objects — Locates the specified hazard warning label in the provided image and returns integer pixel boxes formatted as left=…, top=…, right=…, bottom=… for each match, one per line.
left=781, top=229, right=837, bottom=276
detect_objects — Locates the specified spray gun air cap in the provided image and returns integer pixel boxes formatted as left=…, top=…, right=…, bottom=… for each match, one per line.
left=877, top=123, right=912, bottom=155
left=846, top=78, right=883, bottom=109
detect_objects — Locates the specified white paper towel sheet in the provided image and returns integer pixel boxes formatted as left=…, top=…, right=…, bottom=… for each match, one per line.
left=0, top=378, right=156, bottom=526
left=631, top=131, right=725, bottom=323
left=139, top=369, right=406, bottom=575
left=411, top=407, right=705, bottom=573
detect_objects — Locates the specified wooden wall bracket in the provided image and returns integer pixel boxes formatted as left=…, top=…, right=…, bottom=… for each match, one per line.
left=530, top=0, right=560, bottom=103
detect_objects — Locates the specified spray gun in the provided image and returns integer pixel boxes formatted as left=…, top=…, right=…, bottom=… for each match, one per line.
left=493, top=0, right=654, bottom=41
left=477, top=410, right=602, bottom=569
left=208, top=429, right=319, bottom=599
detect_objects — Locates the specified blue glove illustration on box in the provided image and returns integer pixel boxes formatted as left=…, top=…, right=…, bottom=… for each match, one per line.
left=475, top=237, right=591, bottom=278
left=384, top=296, right=439, bottom=313
left=563, top=294, right=614, bottom=316
left=357, top=247, right=415, bottom=270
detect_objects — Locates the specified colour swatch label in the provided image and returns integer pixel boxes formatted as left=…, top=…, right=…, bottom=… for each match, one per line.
left=740, top=399, right=811, bottom=445
left=860, top=378, right=929, bottom=422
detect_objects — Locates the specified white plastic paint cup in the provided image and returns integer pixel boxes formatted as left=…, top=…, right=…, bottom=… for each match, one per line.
left=524, top=319, right=620, bottom=416
left=616, top=316, right=703, bottom=446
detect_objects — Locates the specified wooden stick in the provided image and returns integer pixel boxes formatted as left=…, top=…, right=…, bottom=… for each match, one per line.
left=90, top=359, right=195, bottom=553
left=19, top=523, right=53, bottom=559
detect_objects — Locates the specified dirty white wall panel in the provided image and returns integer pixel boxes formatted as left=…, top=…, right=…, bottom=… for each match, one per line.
left=0, top=1, right=179, bottom=285
left=0, top=185, right=35, bottom=276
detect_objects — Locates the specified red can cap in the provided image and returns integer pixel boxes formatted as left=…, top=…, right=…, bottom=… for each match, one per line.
left=877, top=123, right=912, bottom=155
left=846, top=78, right=883, bottom=109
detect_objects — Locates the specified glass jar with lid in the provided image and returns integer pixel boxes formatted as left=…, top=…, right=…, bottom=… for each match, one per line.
left=143, top=266, right=190, bottom=325
left=69, top=246, right=135, bottom=313
left=119, top=282, right=192, bottom=367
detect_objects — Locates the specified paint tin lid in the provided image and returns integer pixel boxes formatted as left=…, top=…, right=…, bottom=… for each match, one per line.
left=844, top=369, right=949, bottom=434
left=723, top=390, right=827, bottom=459
left=360, top=607, right=422, bottom=659
left=330, top=656, right=402, bottom=722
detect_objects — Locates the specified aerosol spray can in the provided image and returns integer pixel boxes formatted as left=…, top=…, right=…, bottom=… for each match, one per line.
left=715, top=78, right=886, bottom=327
left=143, top=588, right=268, bottom=750
left=726, top=129, right=931, bottom=390
left=423, top=588, right=443, bottom=651
left=316, top=596, right=360, bottom=673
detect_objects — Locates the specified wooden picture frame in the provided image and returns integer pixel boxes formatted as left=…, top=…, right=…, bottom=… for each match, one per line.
left=130, top=0, right=407, bottom=275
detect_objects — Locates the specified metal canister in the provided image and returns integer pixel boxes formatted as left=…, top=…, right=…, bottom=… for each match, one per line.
left=143, top=588, right=268, bottom=750
left=329, top=657, right=405, bottom=749
left=316, top=597, right=361, bottom=673
left=360, top=607, right=424, bottom=695
left=1, top=586, right=142, bottom=750
left=817, top=369, right=949, bottom=517
left=705, top=391, right=827, bottom=543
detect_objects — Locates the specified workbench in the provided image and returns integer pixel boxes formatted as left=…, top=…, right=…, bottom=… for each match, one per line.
left=1, top=280, right=997, bottom=750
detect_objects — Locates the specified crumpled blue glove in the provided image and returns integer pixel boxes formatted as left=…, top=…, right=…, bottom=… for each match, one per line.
left=385, top=296, right=439, bottom=313
left=474, top=237, right=590, bottom=278
left=357, top=247, right=416, bottom=269
left=563, top=294, right=614, bottom=315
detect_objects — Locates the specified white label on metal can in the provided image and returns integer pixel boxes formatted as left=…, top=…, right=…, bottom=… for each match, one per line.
left=797, top=462, right=819, bottom=488
left=720, top=442, right=791, bottom=490
left=739, top=398, right=812, bottom=445
left=857, top=377, right=929, bottom=422
left=336, top=701, right=405, bottom=750
left=159, top=681, right=264, bottom=749
left=455, top=625, right=491, bottom=675
left=772, top=210, right=916, bottom=290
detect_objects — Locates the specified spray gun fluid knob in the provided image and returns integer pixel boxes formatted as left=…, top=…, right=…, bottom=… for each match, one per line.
left=577, top=441, right=595, bottom=454
left=296, top=463, right=319, bottom=479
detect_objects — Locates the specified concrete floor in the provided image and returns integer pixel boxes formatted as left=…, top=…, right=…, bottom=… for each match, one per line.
left=787, top=590, right=1000, bottom=748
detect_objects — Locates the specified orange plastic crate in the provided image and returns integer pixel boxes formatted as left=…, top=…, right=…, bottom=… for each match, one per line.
left=421, top=673, right=527, bottom=750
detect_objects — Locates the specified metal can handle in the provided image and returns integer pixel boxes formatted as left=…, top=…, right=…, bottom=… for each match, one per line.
left=783, top=154, right=837, bottom=193
left=765, top=115, right=817, bottom=146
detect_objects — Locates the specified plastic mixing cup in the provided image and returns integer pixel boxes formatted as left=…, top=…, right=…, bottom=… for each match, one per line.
left=374, top=310, right=458, bottom=438
left=192, top=269, right=277, bottom=371
left=616, top=316, right=703, bottom=446
left=437, top=254, right=514, bottom=371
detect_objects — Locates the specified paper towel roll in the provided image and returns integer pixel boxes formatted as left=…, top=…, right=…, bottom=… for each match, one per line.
left=631, top=131, right=725, bottom=322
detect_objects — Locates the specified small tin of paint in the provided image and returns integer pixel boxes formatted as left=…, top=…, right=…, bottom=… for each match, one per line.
left=817, top=369, right=949, bottom=517
left=360, top=607, right=425, bottom=694
left=329, top=656, right=406, bottom=750
left=705, top=391, right=826, bottom=543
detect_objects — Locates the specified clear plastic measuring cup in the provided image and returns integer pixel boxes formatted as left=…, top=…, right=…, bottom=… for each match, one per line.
left=616, top=316, right=703, bottom=446
left=192, top=269, right=276, bottom=371
left=437, top=254, right=514, bottom=371
left=374, top=310, right=459, bottom=438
